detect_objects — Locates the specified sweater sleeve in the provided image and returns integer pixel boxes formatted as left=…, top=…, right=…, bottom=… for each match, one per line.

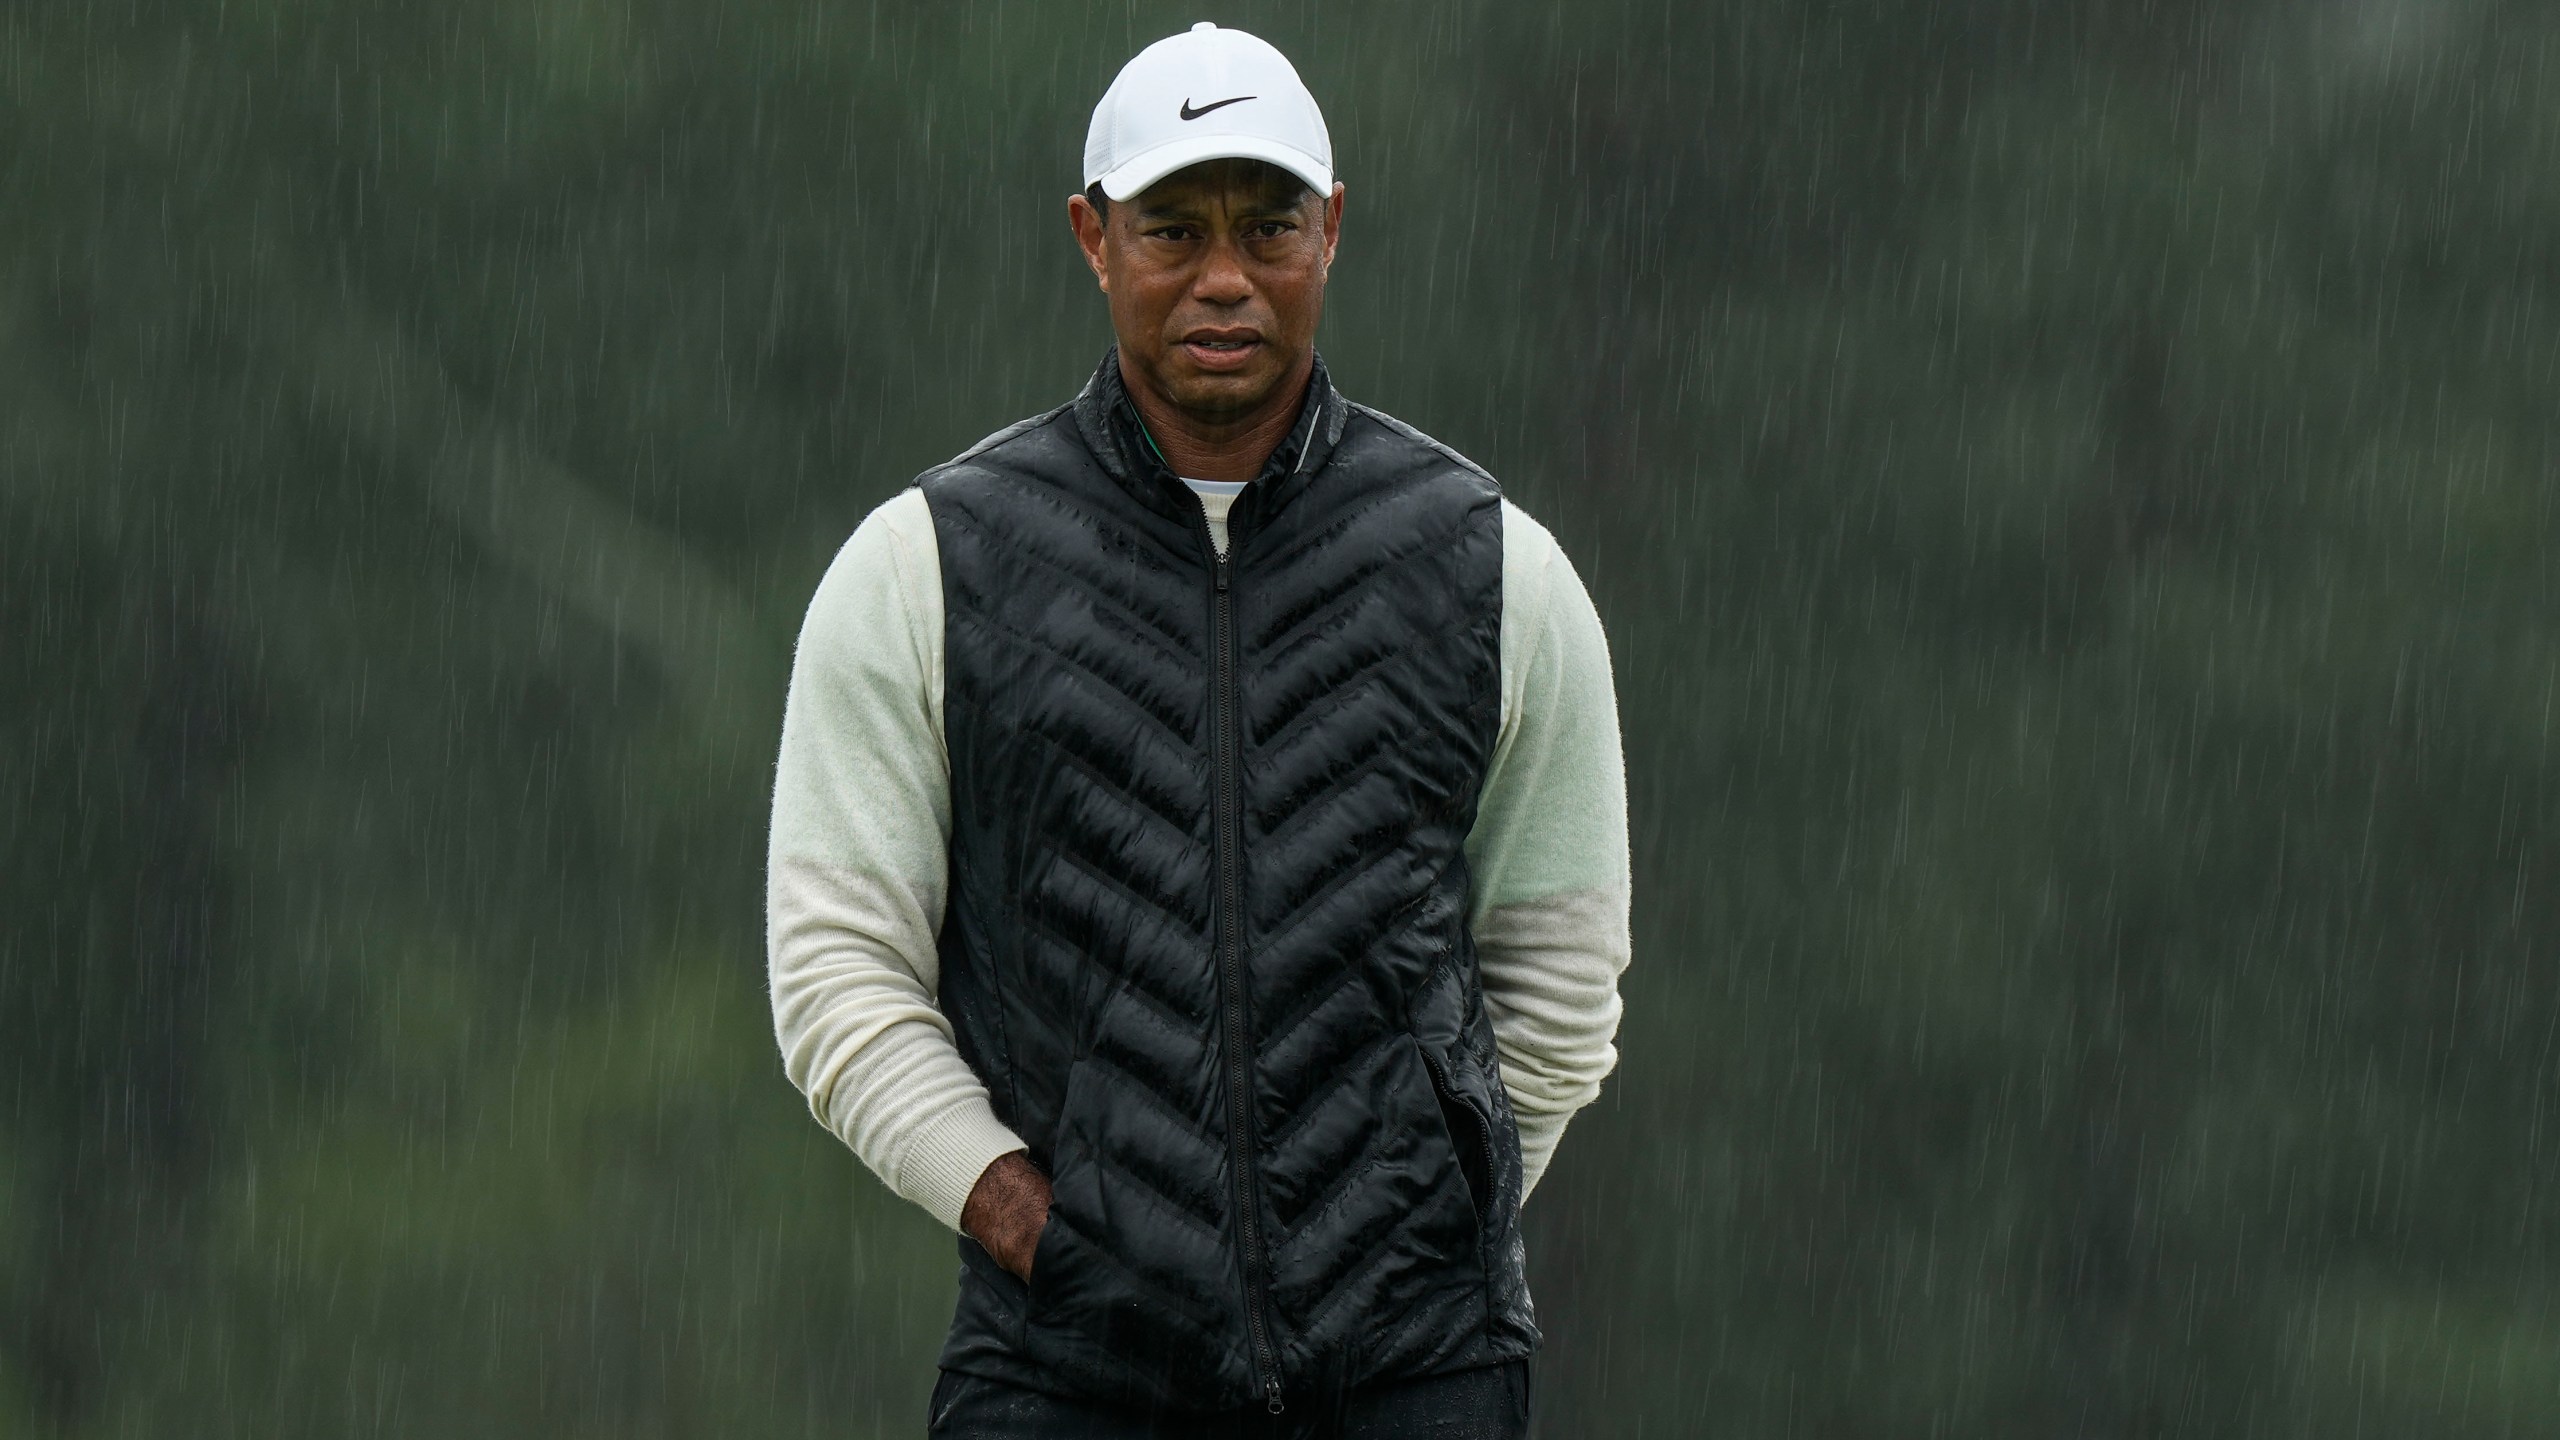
left=1464, top=500, right=1633, bottom=1201
left=766, top=487, right=1026, bottom=1233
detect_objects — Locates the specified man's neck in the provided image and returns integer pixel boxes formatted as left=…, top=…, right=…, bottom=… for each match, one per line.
left=1119, top=353, right=1313, bottom=485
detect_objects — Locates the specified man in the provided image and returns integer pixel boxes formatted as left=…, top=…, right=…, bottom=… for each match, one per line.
left=767, top=22, right=1630, bottom=1438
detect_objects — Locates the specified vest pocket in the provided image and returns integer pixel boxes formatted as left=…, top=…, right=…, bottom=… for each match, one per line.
left=1023, top=1202, right=1069, bottom=1320
left=1419, top=1045, right=1499, bottom=1233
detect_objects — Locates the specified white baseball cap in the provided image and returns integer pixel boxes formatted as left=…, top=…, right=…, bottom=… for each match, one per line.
left=1083, top=22, right=1333, bottom=203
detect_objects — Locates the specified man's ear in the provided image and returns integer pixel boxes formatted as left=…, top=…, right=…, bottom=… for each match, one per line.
left=1320, top=182, right=1345, bottom=276
left=1068, top=192, right=1111, bottom=293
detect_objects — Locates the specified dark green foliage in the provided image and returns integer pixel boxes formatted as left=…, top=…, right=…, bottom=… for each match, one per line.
left=4, top=0, right=2555, bottom=1435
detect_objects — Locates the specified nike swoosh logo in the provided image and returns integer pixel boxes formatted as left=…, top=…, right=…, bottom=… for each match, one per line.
left=1179, top=95, right=1255, bottom=121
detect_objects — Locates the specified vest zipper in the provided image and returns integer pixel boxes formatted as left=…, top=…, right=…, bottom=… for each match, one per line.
left=1209, top=551, right=1285, bottom=1416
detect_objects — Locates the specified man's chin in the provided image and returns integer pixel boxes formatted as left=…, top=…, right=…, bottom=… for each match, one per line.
left=1159, top=366, right=1287, bottom=422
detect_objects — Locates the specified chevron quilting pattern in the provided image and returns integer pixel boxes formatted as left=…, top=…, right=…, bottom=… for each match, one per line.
left=919, top=356, right=1535, bottom=1412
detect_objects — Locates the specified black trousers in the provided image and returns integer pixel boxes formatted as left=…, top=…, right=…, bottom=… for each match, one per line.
left=925, top=1359, right=1533, bottom=1440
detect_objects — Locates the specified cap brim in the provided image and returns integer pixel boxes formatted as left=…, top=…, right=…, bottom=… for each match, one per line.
left=1096, top=133, right=1332, bottom=203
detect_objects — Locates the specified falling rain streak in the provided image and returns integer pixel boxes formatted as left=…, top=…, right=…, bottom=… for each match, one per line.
left=4, top=0, right=2554, bottom=1436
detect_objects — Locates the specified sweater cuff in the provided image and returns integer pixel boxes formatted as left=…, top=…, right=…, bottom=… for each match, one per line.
left=896, top=1101, right=1031, bottom=1233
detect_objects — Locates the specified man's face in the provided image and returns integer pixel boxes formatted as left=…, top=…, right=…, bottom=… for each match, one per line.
left=1070, top=159, right=1344, bottom=424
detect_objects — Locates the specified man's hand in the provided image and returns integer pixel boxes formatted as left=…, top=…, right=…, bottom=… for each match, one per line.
left=961, top=1150, right=1052, bottom=1282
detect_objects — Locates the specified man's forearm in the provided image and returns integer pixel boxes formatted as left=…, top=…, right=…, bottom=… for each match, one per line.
left=769, top=861, right=1030, bottom=1230
left=1477, top=889, right=1631, bottom=1196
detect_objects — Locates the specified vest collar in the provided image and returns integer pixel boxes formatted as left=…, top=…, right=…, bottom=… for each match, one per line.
left=1071, top=346, right=1349, bottom=548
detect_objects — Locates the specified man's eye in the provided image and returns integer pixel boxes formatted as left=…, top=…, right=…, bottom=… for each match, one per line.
left=1253, top=222, right=1293, bottom=239
left=1153, top=227, right=1196, bottom=242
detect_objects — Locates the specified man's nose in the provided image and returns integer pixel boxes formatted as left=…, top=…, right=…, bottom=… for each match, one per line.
left=1193, top=238, right=1253, bottom=305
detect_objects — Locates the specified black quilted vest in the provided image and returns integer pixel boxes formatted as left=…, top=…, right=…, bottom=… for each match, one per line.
left=921, top=350, right=1535, bottom=1414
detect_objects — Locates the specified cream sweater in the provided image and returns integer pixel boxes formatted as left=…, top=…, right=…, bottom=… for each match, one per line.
left=767, top=482, right=1630, bottom=1233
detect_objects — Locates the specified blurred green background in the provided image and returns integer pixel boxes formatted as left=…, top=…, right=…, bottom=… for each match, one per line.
left=6, top=0, right=2557, bottom=1434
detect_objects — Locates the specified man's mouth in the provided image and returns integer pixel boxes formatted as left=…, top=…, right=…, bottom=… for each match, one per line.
left=1182, top=330, right=1263, bottom=370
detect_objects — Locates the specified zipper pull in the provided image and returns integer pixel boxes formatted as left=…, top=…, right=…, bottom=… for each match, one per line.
left=1264, top=1378, right=1285, bottom=1415
left=1215, top=558, right=1229, bottom=593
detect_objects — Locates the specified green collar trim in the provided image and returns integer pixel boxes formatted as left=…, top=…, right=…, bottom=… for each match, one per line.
left=1135, top=418, right=1173, bottom=474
